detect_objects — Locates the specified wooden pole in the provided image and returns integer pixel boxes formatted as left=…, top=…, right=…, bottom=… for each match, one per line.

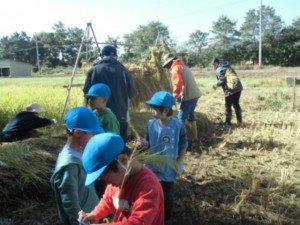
left=293, top=76, right=296, bottom=110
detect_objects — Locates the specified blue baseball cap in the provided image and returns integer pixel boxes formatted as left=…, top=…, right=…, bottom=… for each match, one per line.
left=65, top=107, right=104, bottom=133
left=146, top=91, right=175, bottom=108
left=82, top=133, right=125, bottom=186
left=85, top=83, right=111, bottom=98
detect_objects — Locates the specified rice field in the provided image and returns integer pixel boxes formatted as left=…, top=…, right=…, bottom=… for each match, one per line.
left=1, top=69, right=300, bottom=225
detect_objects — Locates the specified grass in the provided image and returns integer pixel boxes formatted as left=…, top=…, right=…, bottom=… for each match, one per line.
left=1, top=71, right=300, bottom=224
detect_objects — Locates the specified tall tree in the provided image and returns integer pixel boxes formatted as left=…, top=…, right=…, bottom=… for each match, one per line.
left=122, top=21, right=170, bottom=62
left=239, top=5, right=284, bottom=63
left=209, top=15, right=240, bottom=63
left=188, top=30, right=209, bottom=53
left=0, top=32, right=34, bottom=63
left=184, top=30, right=209, bottom=67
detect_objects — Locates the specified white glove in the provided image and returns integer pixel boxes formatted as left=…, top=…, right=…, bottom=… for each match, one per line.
left=51, top=118, right=57, bottom=124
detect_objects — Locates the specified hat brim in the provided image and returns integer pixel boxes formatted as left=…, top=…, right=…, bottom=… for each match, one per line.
left=162, top=57, right=175, bottom=68
left=85, top=164, right=108, bottom=186
left=146, top=100, right=173, bottom=108
left=145, top=100, right=157, bottom=106
left=80, top=126, right=105, bottom=134
left=86, top=93, right=109, bottom=97
left=85, top=93, right=97, bottom=97
left=29, top=108, right=45, bottom=114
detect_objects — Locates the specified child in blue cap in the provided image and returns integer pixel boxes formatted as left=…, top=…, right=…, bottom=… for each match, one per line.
left=86, top=83, right=120, bottom=135
left=78, top=133, right=164, bottom=225
left=144, top=90, right=188, bottom=225
left=50, top=107, right=104, bottom=225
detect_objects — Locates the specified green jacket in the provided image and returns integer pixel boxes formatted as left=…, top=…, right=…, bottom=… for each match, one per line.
left=50, top=145, right=99, bottom=225
left=95, top=108, right=120, bottom=134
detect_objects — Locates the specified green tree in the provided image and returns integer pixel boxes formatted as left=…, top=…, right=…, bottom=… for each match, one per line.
left=239, top=5, right=284, bottom=64
left=122, top=21, right=170, bottom=62
left=0, top=32, right=35, bottom=64
left=208, top=15, right=240, bottom=63
left=185, top=30, right=209, bottom=67
left=188, top=30, right=208, bottom=53
left=264, top=25, right=300, bottom=66
left=35, top=22, right=84, bottom=68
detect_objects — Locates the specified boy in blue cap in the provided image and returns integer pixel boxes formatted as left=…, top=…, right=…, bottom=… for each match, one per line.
left=144, top=91, right=188, bottom=225
left=78, top=133, right=164, bottom=225
left=86, top=83, right=120, bottom=135
left=50, top=107, right=104, bottom=225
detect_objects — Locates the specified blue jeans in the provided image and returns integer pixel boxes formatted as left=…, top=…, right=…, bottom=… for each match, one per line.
left=177, top=98, right=199, bottom=124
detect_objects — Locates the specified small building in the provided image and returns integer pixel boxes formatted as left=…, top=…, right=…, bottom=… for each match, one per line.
left=0, top=59, right=32, bottom=77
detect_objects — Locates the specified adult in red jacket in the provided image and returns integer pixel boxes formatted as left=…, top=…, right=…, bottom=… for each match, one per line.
left=162, top=53, right=201, bottom=141
left=78, top=133, right=164, bottom=225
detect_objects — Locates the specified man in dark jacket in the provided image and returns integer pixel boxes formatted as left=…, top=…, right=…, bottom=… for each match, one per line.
left=212, top=58, right=243, bottom=126
left=83, top=45, right=135, bottom=142
left=1, top=103, right=56, bottom=142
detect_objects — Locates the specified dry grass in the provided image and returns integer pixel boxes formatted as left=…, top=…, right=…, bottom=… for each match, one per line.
left=1, top=67, right=300, bottom=225
left=170, top=75, right=300, bottom=225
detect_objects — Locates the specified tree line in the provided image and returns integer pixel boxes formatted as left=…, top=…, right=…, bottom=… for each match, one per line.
left=0, top=5, right=299, bottom=70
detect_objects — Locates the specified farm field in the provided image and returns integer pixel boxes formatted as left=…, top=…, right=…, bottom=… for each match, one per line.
left=1, top=68, right=300, bottom=225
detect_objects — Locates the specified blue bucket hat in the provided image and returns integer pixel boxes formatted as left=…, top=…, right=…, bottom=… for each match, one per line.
left=65, top=107, right=104, bottom=133
left=85, top=83, right=111, bottom=98
left=146, top=91, right=175, bottom=108
left=82, top=133, right=125, bottom=186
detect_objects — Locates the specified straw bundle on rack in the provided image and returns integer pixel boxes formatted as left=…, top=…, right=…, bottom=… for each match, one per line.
left=128, top=47, right=172, bottom=110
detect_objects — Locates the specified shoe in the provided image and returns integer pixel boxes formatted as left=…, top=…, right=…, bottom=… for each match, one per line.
left=219, top=121, right=231, bottom=126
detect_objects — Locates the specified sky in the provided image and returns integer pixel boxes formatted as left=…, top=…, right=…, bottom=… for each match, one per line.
left=1, top=0, right=299, bottom=45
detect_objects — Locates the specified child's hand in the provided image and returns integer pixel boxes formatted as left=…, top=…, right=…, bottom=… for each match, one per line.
left=134, top=139, right=149, bottom=152
left=78, top=210, right=98, bottom=224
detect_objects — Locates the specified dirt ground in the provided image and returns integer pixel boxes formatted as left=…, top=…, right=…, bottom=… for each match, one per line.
left=1, top=67, right=300, bottom=225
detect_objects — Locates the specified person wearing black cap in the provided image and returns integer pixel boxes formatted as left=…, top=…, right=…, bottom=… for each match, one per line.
left=211, top=58, right=243, bottom=126
left=162, top=53, right=201, bottom=141
left=50, top=107, right=104, bottom=225
left=83, top=45, right=136, bottom=142
left=0, top=103, right=56, bottom=142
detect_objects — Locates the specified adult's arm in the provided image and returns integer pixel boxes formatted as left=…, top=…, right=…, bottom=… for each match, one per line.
left=125, top=70, right=136, bottom=99
left=170, top=66, right=183, bottom=99
left=83, top=68, right=94, bottom=94
left=216, top=67, right=227, bottom=87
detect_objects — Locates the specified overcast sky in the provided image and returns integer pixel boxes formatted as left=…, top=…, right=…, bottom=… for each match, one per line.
left=1, top=0, right=298, bottom=44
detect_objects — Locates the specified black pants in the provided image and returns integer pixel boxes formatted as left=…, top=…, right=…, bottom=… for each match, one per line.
left=160, top=181, right=174, bottom=225
left=225, top=91, right=242, bottom=125
left=0, top=131, right=30, bottom=142
left=120, top=121, right=128, bottom=143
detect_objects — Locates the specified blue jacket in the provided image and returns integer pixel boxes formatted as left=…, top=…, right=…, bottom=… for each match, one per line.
left=83, top=57, right=135, bottom=123
left=215, top=61, right=243, bottom=97
left=146, top=118, right=188, bottom=182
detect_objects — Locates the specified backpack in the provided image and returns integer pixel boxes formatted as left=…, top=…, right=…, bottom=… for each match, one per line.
left=225, top=68, right=239, bottom=90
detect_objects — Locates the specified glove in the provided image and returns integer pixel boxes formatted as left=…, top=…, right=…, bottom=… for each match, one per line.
left=212, top=84, right=218, bottom=90
left=51, top=118, right=57, bottom=124
left=176, top=96, right=182, bottom=103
